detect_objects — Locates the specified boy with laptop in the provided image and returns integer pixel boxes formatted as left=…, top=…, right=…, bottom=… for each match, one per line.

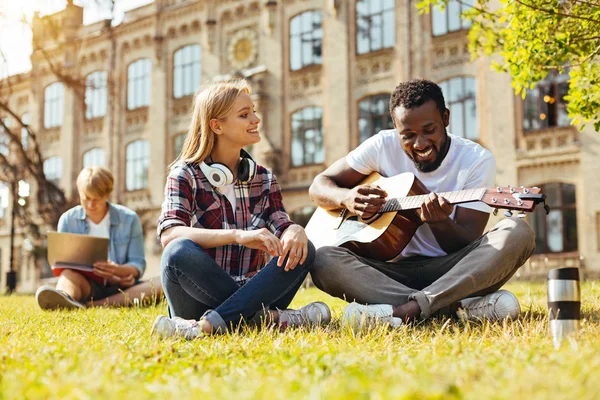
left=35, top=167, right=162, bottom=310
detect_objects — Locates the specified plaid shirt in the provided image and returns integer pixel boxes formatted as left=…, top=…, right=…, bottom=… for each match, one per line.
left=157, top=162, right=294, bottom=283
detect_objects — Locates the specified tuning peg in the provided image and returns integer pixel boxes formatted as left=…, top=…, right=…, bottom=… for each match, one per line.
left=518, top=212, right=526, bottom=219
left=493, top=209, right=498, bottom=216
left=504, top=210, right=513, bottom=218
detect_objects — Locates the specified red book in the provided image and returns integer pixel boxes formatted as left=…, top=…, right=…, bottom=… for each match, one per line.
left=51, top=264, right=106, bottom=285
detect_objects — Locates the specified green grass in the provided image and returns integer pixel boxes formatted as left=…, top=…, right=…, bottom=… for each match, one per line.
left=2, top=282, right=600, bottom=399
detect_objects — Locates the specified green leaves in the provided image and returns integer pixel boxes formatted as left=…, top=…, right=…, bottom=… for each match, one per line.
left=417, top=0, right=600, bottom=131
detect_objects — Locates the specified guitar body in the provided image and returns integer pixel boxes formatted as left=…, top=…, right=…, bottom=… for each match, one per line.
left=305, top=172, right=428, bottom=261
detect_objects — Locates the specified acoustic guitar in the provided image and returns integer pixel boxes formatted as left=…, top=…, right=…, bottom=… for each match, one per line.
left=304, top=172, right=548, bottom=261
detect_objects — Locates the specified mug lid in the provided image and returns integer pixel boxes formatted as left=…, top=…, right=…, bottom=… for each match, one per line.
left=548, top=267, right=580, bottom=281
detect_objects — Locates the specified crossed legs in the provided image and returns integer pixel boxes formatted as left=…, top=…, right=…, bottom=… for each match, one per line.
left=311, top=218, right=536, bottom=320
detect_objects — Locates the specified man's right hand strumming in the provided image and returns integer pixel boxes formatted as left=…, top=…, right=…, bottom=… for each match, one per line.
left=341, top=184, right=387, bottom=219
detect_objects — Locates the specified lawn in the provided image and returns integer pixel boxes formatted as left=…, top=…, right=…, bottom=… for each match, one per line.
left=2, top=282, right=600, bottom=399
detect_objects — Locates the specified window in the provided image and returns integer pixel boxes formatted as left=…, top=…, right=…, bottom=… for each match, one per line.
left=17, top=180, right=30, bottom=207
left=173, top=133, right=186, bottom=160
left=358, top=94, right=394, bottom=144
left=356, top=0, right=395, bottom=55
left=432, top=0, right=474, bottom=36
left=291, top=106, right=324, bottom=167
left=0, top=118, right=9, bottom=156
left=85, top=71, right=107, bottom=119
left=44, top=82, right=64, bottom=128
left=83, top=148, right=105, bottom=168
left=530, top=183, right=578, bottom=254
left=126, top=140, right=149, bottom=190
left=439, top=77, right=478, bottom=140
left=127, top=59, right=151, bottom=110
left=290, top=11, right=323, bottom=71
left=174, top=45, right=201, bottom=98
left=21, top=113, right=30, bottom=150
left=18, top=180, right=30, bottom=199
left=43, top=156, right=63, bottom=185
left=0, top=183, right=8, bottom=219
left=523, top=71, right=570, bottom=131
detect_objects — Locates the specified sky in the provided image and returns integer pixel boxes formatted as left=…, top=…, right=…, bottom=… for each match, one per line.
left=0, top=0, right=152, bottom=78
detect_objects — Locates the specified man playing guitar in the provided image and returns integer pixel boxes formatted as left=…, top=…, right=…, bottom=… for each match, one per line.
left=308, top=79, right=536, bottom=328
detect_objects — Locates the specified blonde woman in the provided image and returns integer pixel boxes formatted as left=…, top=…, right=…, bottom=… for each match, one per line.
left=36, top=167, right=162, bottom=309
left=152, top=80, right=330, bottom=338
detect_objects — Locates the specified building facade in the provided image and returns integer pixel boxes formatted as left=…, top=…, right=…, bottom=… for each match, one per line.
left=1, top=0, right=598, bottom=292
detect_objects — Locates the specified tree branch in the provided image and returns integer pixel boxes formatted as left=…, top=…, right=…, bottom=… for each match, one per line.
left=513, top=0, right=600, bottom=24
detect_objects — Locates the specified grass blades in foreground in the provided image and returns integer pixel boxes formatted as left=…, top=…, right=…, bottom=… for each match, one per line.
left=2, top=282, right=600, bottom=399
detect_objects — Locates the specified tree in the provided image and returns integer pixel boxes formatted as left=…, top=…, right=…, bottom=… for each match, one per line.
left=0, top=0, right=117, bottom=289
left=417, top=0, right=600, bottom=131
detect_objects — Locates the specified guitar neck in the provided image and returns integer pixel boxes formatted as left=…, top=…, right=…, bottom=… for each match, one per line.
left=380, top=188, right=487, bottom=212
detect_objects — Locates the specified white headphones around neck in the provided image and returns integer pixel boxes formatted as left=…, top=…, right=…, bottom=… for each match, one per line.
left=200, top=149, right=257, bottom=187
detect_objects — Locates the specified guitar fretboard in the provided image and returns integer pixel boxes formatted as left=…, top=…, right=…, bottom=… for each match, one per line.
left=380, top=188, right=486, bottom=212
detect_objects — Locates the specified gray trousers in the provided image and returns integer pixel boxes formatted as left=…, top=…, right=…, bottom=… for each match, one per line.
left=311, top=218, right=536, bottom=318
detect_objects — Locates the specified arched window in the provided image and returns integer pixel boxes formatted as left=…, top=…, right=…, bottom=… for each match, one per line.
left=21, top=113, right=30, bottom=150
left=358, top=94, right=393, bottom=143
left=43, top=156, right=63, bottom=185
left=356, top=0, right=395, bottom=55
left=523, top=71, right=570, bottom=131
left=530, top=183, right=578, bottom=254
left=173, top=45, right=201, bottom=98
left=432, top=0, right=474, bottom=36
left=126, top=140, right=150, bottom=190
left=85, top=71, right=107, bottom=119
left=291, top=106, right=324, bottom=167
left=83, top=148, right=105, bottom=168
left=127, top=59, right=152, bottom=110
left=439, top=77, right=478, bottom=140
left=290, top=11, right=323, bottom=71
left=44, top=82, right=64, bottom=128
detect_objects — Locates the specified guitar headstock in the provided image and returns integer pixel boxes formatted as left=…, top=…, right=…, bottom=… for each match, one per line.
left=482, top=186, right=549, bottom=214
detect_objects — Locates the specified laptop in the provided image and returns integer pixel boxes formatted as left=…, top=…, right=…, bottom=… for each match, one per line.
left=48, top=231, right=109, bottom=283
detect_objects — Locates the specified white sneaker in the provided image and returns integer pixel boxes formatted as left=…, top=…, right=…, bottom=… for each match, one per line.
left=278, top=301, right=331, bottom=329
left=150, top=315, right=201, bottom=340
left=457, top=290, right=521, bottom=321
left=36, top=286, right=84, bottom=310
left=342, top=302, right=403, bottom=331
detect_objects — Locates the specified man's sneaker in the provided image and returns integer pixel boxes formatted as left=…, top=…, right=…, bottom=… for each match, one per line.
left=342, top=302, right=403, bottom=331
left=150, top=315, right=201, bottom=340
left=35, top=286, right=84, bottom=310
left=278, top=301, right=331, bottom=329
left=457, top=290, right=521, bottom=321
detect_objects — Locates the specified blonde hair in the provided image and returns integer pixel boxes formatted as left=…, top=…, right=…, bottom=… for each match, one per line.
left=174, top=79, right=252, bottom=166
left=76, top=167, right=114, bottom=198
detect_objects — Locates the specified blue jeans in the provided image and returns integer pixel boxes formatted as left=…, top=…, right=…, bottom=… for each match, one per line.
left=161, top=237, right=315, bottom=332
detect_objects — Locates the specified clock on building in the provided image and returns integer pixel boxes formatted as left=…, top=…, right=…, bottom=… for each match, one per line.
left=227, top=28, right=258, bottom=70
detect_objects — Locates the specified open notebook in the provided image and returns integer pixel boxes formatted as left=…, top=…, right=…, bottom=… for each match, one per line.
left=48, top=231, right=109, bottom=284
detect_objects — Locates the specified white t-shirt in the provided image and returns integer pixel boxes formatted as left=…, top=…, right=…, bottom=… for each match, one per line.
left=87, top=212, right=110, bottom=238
left=218, top=183, right=237, bottom=212
left=346, top=130, right=496, bottom=259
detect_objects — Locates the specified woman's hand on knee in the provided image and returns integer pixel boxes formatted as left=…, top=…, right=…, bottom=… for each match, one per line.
left=234, top=228, right=282, bottom=257
left=278, top=224, right=309, bottom=271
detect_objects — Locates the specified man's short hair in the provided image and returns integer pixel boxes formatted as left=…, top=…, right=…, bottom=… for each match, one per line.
left=76, top=167, right=114, bottom=198
left=389, top=79, right=446, bottom=118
